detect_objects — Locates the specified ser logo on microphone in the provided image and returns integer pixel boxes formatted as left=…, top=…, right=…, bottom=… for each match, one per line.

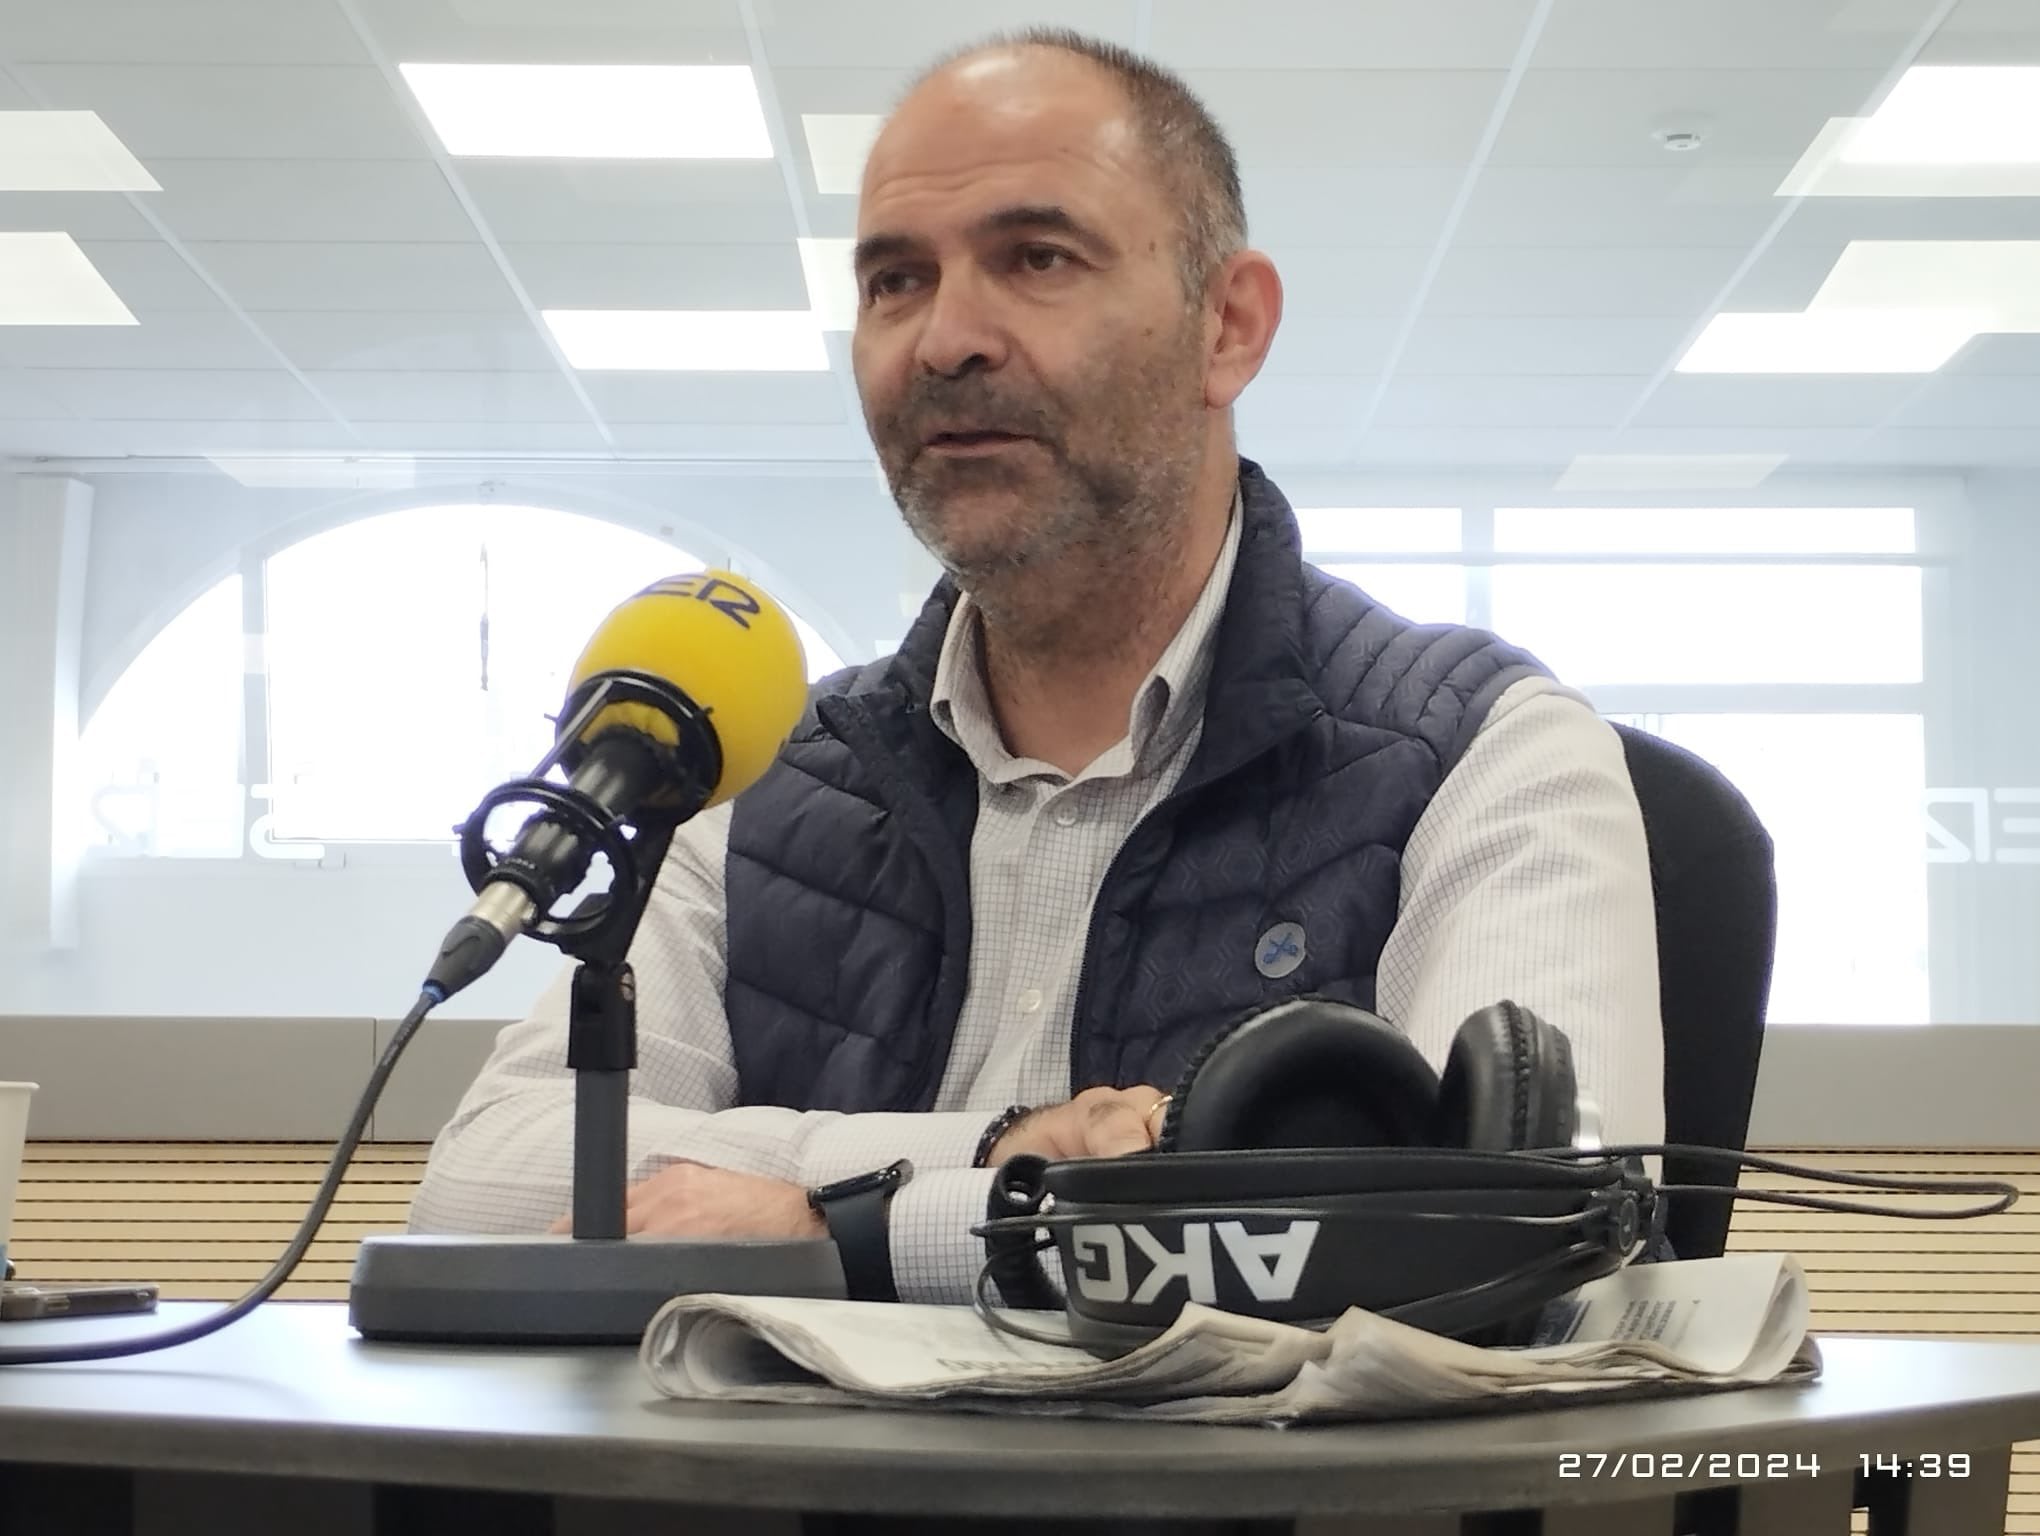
left=1069, top=1220, right=1320, bottom=1307
left=643, top=574, right=763, bottom=629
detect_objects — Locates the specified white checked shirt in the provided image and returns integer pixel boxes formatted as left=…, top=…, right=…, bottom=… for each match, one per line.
left=410, top=494, right=1666, bottom=1301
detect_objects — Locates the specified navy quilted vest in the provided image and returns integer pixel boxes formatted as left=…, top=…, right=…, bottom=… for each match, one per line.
left=723, top=459, right=1548, bottom=1109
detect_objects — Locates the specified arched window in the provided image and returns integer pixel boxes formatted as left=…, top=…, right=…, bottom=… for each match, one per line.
left=80, top=505, right=847, bottom=851
left=78, top=574, right=246, bottom=858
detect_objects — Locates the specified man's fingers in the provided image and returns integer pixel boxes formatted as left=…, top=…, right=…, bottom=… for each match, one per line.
left=1085, top=1098, right=1154, bottom=1158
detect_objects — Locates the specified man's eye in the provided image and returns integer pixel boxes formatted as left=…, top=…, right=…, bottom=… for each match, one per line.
left=866, top=270, right=917, bottom=301
left=1018, top=246, right=1073, bottom=273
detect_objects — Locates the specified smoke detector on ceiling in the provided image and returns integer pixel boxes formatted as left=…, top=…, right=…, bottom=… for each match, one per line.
left=1654, top=127, right=1706, bottom=153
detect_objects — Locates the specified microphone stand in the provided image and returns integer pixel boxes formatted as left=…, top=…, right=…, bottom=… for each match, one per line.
left=348, top=682, right=847, bottom=1344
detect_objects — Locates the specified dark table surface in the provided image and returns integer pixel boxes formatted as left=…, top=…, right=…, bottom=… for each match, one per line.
left=3, top=1303, right=2039, bottom=1521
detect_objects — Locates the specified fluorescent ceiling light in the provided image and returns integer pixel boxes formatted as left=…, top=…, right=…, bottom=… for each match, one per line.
left=801, top=113, right=883, bottom=195
left=1555, top=454, right=1787, bottom=492
left=0, top=232, right=136, bottom=325
left=399, top=63, right=772, bottom=158
left=797, top=237, right=858, bottom=330
left=543, top=309, right=827, bottom=370
left=1844, top=66, right=2040, bottom=165
left=1675, top=309, right=1986, bottom=374
left=208, top=456, right=418, bottom=490
left=1779, top=115, right=2040, bottom=198
left=1807, top=241, right=2040, bottom=332
left=0, top=111, right=157, bottom=191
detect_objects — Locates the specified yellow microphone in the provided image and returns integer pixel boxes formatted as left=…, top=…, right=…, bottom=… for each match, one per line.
left=424, top=569, right=807, bottom=1001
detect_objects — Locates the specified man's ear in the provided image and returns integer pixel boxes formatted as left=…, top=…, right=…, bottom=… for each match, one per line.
left=1203, top=251, right=1283, bottom=411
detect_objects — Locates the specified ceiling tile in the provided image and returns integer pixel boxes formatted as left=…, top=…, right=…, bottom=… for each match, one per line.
left=1631, top=374, right=1923, bottom=429
left=1777, top=194, right=2040, bottom=246
left=1185, top=71, right=1503, bottom=167
left=0, top=419, right=128, bottom=455
left=0, top=368, right=56, bottom=419
left=34, top=367, right=331, bottom=420
left=258, top=310, right=555, bottom=370
left=0, top=0, right=368, bottom=64
left=575, top=372, right=845, bottom=425
left=1235, top=376, right=1373, bottom=437
left=1455, top=166, right=1785, bottom=246
left=302, top=369, right=585, bottom=423
left=1262, top=316, right=1401, bottom=376
left=1154, top=0, right=1537, bottom=68
left=1373, top=375, right=1643, bottom=428
left=1533, top=0, right=1944, bottom=68
left=75, top=240, right=225, bottom=309
left=0, top=189, right=159, bottom=240
left=1423, top=246, right=1746, bottom=317
left=1490, top=69, right=1887, bottom=166
left=1855, top=427, right=2040, bottom=465
left=1271, top=246, right=1434, bottom=317
left=146, top=160, right=473, bottom=242
left=1243, top=168, right=1461, bottom=246
left=599, top=422, right=871, bottom=459
left=457, top=162, right=796, bottom=245
left=186, top=241, right=519, bottom=311
left=1883, top=373, right=2040, bottom=428
left=1399, top=315, right=1693, bottom=375
left=351, top=0, right=748, bottom=64
left=0, top=309, right=275, bottom=368
left=13, top=64, right=424, bottom=159
left=1945, top=334, right=2040, bottom=374
left=1723, top=242, right=1863, bottom=309
left=1610, top=425, right=1876, bottom=460
left=500, top=242, right=809, bottom=310
left=28, top=418, right=355, bottom=454
left=1352, top=426, right=1597, bottom=465
left=1921, top=0, right=2040, bottom=64
left=754, top=0, right=1137, bottom=67
left=345, top=420, right=609, bottom=453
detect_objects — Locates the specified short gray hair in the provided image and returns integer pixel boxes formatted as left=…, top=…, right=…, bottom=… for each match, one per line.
left=905, top=28, right=1247, bottom=298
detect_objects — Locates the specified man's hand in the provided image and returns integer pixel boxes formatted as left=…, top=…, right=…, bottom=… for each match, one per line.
left=987, top=1084, right=1171, bottom=1165
left=547, top=1162, right=825, bottom=1239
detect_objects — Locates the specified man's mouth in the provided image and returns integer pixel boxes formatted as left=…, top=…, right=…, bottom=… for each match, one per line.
left=925, top=429, right=1031, bottom=448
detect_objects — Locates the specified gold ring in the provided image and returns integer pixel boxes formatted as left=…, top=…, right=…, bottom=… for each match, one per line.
left=1144, top=1094, right=1173, bottom=1143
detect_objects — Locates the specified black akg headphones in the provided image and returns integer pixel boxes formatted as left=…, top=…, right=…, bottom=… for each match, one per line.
left=972, top=996, right=2020, bottom=1358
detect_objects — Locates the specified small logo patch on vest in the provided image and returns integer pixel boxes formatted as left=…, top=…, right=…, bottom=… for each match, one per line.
left=1255, top=922, right=1306, bottom=978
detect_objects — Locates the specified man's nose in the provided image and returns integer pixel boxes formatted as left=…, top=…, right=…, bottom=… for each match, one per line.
left=911, top=271, right=1008, bottom=379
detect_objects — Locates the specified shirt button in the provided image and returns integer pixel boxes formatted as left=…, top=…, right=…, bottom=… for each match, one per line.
left=1054, top=804, right=1079, bottom=828
left=1017, top=988, right=1043, bottom=1014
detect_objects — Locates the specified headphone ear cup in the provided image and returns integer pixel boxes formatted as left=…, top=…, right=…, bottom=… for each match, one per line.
left=1163, top=995, right=1444, bottom=1154
left=1437, top=1001, right=1580, bottom=1151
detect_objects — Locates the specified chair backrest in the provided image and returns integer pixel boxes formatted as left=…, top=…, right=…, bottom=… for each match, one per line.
left=1611, top=724, right=1778, bottom=1262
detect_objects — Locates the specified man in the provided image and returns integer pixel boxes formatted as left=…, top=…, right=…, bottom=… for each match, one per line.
left=410, top=30, right=1664, bottom=1302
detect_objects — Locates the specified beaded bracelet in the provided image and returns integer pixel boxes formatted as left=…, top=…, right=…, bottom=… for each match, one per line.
left=972, top=1103, right=1034, bottom=1168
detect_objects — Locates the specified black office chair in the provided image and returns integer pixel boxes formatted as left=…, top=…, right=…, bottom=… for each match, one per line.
left=1612, top=724, right=1778, bottom=1263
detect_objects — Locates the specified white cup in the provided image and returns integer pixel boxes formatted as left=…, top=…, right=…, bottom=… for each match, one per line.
left=0, top=1081, right=36, bottom=1277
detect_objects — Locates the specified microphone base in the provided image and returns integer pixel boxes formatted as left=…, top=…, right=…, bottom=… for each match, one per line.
left=346, top=1233, right=846, bottom=1345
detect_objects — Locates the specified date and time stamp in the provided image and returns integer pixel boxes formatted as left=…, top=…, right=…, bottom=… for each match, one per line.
left=1558, top=1450, right=1975, bottom=1481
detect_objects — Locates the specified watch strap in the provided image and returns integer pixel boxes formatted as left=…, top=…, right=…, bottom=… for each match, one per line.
left=810, top=1160, right=911, bottom=1303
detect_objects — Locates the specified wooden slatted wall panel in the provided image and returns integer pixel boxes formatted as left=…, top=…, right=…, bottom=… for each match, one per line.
left=9, top=1144, right=2039, bottom=1533
left=9, top=1142, right=423, bottom=1301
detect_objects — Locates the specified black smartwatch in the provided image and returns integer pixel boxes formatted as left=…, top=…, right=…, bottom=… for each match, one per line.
left=807, top=1158, right=914, bottom=1302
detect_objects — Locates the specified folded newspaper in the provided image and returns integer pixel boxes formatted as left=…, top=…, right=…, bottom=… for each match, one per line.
left=639, top=1253, right=1822, bottom=1424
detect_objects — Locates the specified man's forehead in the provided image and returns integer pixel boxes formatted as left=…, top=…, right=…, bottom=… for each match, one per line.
left=862, top=51, right=1139, bottom=209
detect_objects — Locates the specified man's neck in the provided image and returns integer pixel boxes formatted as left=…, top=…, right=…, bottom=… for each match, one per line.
left=973, top=478, right=1234, bottom=777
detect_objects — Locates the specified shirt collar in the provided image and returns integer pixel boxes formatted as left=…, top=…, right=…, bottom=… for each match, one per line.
left=930, top=484, right=1244, bottom=785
